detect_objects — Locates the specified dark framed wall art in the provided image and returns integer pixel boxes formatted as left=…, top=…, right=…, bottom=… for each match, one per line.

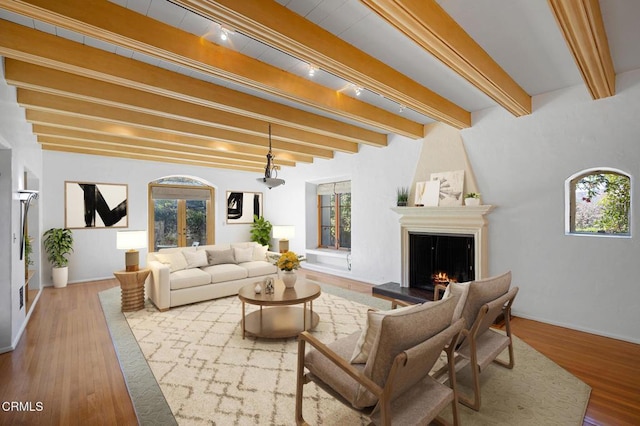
left=226, top=191, right=263, bottom=224
left=65, top=181, right=128, bottom=229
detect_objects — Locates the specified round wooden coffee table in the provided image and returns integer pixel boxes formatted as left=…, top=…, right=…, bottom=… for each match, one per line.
left=238, top=278, right=321, bottom=339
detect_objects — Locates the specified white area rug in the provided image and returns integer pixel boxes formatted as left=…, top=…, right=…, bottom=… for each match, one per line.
left=110, top=285, right=590, bottom=425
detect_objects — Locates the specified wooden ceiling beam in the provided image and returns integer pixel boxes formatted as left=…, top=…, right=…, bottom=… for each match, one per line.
left=0, top=0, right=425, bottom=137
left=36, top=135, right=272, bottom=169
left=17, top=90, right=335, bottom=159
left=5, top=60, right=358, bottom=154
left=31, top=126, right=297, bottom=167
left=0, top=19, right=385, bottom=146
left=40, top=142, right=264, bottom=173
left=360, top=0, right=531, bottom=116
left=547, top=0, right=615, bottom=99
left=173, top=0, right=471, bottom=129
left=30, top=122, right=313, bottom=164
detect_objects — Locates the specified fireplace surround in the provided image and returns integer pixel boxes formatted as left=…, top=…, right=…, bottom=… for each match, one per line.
left=392, top=205, right=494, bottom=289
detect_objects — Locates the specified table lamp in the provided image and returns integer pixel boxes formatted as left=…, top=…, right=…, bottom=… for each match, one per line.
left=272, top=225, right=295, bottom=253
left=117, top=230, right=147, bottom=271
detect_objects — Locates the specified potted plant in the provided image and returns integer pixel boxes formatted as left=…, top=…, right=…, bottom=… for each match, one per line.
left=464, top=192, right=481, bottom=206
left=250, top=215, right=273, bottom=247
left=276, top=250, right=304, bottom=288
left=43, top=228, right=74, bottom=288
left=397, top=186, right=409, bottom=206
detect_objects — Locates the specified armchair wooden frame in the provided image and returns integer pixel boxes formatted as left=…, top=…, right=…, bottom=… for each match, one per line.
left=435, top=285, right=519, bottom=411
left=295, top=318, right=465, bottom=426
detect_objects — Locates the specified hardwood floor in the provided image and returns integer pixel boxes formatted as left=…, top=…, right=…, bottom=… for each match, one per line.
left=1, top=272, right=639, bottom=426
left=0, top=280, right=137, bottom=426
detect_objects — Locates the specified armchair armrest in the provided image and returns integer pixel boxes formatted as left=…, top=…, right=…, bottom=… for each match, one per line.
left=433, top=284, right=447, bottom=301
left=297, top=331, right=382, bottom=398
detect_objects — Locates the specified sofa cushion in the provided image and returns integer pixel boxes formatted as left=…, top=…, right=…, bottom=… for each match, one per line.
left=442, top=281, right=471, bottom=323
left=206, top=248, right=236, bottom=265
left=233, top=246, right=254, bottom=263
left=201, top=264, right=248, bottom=283
left=241, top=261, right=278, bottom=277
left=155, top=251, right=189, bottom=273
left=183, top=249, right=208, bottom=269
left=350, top=304, right=415, bottom=364
left=252, top=245, right=269, bottom=261
left=169, top=268, right=212, bottom=290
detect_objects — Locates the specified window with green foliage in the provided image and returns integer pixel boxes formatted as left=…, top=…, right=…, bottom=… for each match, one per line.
left=317, top=181, right=351, bottom=250
left=567, top=169, right=631, bottom=236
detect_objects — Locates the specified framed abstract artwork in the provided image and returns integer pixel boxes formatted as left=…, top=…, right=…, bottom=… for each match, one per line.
left=65, top=181, right=128, bottom=229
left=226, top=191, right=263, bottom=224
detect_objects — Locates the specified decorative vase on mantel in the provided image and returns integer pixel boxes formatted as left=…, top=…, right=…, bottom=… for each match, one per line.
left=282, top=270, right=297, bottom=288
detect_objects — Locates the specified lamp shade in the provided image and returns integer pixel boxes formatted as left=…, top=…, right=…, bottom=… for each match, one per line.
left=116, top=230, right=147, bottom=250
left=272, top=226, right=295, bottom=240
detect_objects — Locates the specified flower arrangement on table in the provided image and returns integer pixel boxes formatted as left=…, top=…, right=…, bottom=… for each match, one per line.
left=276, top=251, right=304, bottom=271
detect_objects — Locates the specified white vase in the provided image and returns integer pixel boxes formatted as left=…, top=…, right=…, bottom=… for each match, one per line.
left=282, top=270, right=297, bottom=288
left=52, top=266, right=69, bottom=288
left=464, top=198, right=480, bottom=206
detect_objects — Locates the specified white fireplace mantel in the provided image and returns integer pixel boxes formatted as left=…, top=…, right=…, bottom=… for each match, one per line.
left=392, top=205, right=495, bottom=287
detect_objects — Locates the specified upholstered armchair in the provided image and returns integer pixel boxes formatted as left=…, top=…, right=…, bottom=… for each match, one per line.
left=295, top=296, right=464, bottom=426
left=435, top=271, right=519, bottom=411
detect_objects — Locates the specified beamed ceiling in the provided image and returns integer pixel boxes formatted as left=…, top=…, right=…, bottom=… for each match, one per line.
left=0, top=0, right=639, bottom=173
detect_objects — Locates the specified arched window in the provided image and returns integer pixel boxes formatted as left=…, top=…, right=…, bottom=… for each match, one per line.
left=566, top=168, right=631, bottom=237
left=149, top=176, right=215, bottom=250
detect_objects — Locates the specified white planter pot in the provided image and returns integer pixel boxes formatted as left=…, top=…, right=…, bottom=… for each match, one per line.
left=52, top=266, right=69, bottom=288
left=281, top=270, right=297, bottom=288
left=464, top=198, right=481, bottom=206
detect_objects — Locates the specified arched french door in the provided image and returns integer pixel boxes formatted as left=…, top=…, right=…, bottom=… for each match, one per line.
left=148, top=176, right=215, bottom=251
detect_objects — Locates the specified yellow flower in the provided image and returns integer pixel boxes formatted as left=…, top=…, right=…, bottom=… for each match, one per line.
left=276, top=251, right=301, bottom=271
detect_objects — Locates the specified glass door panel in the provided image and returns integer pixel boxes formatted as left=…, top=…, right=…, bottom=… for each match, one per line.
left=185, top=199, right=208, bottom=247
left=153, top=199, right=178, bottom=251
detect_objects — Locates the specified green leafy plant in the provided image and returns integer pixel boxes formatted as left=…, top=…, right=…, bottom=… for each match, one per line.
left=43, top=228, right=74, bottom=268
left=465, top=192, right=481, bottom=199
left=24, top=235, right=34, bottom=268
left=250, top=215, right=272, bottom=246
left=396, top=187, right=409, bottom=206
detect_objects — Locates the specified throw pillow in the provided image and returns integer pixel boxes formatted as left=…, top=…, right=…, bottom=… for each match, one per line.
left=442, top=281, right=470, bottom=322
left=183, top=250, right=208, bottom=269
left=350, top=304, right=416, bottom=364
left=252, top=244, right=269, bottom=261
left=206, top=248, right=236, bottom=265
left=233, top=246, right=254, bottom=263
left=155, top=251, right=188, bottom=273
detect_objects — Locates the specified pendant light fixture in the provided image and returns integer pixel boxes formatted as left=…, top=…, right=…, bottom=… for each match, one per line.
left=257, top=124, right=285, bottom=189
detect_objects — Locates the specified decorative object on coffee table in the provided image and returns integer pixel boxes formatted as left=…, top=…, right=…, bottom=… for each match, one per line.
left=237, top=278, right=321, bottom=339
left=114, top=268, right=150, bottom=312
left=276, top=251, right=302, bottom=288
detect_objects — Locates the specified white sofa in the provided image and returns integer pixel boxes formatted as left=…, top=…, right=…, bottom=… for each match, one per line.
left=146, top=242, right=278, bottom=311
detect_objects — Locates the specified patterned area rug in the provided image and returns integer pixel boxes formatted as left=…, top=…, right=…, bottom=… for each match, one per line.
left=100, top=283, right=590, bottom=425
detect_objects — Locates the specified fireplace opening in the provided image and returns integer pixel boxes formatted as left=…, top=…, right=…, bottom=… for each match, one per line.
left=409, top=233, right=474, bottom=291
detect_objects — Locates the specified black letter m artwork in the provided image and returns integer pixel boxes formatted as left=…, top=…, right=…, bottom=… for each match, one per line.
left=79, top=184, right=127, bottom=227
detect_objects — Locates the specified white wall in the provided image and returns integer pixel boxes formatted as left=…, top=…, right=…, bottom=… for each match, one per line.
left=264, top=136, right=423, bottom=284
left=42, top=151, right=284, bottom=284
left=0, top=58, right=42, bottom=352
left=462, top=69, right=640, bottom=343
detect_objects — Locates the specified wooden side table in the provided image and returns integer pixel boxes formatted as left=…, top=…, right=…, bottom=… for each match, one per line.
left=114, top=269, right=150, bottom=312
